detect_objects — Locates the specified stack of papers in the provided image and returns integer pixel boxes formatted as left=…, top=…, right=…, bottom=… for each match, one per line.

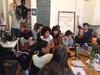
left=86, top=59, right=100, bottom=71
left=71, top=60, right=85, bottom=67
left=71, top=66, right=86, bottom=75
left=94, top=63, right=100, bottom=71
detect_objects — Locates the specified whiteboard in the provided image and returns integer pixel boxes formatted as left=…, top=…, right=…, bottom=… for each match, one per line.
left=58, top=11, right=75, bottom=33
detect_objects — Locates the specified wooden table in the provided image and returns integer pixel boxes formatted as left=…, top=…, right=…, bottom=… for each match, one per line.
left=0, top=38, right=19, bottom=48
left=67, top=49, right=100, bottom=75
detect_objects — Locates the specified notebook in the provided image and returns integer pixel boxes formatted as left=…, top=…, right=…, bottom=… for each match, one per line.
left=71, top=60, right=85, bottom=67
left=71, top=66, right=86, bottom=75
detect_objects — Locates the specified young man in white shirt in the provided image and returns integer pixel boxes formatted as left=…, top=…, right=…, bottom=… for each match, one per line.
left=29, top=40, right=53, bottom=75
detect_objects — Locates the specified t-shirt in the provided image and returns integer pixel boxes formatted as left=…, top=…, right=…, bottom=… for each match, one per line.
left=33, top=54, right=53, bottom=69
left=19, top=31, right=33, bottom=39
left=75, top=36, right=87, bottom=46
left=9, top=10, right=22, bottom=29
left=40, top=35, right=53, bottom=44
left=63, top=37, right=73, bottom=47
left=84, top=29, right=93, bottom=43
left=16, top=5, right=28, bottom=19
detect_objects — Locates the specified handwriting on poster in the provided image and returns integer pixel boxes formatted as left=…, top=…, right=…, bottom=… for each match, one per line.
left=58, top=12, right=75, bottom=33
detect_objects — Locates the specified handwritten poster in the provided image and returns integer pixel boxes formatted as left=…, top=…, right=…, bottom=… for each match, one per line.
left=58, top=11, right=75, bottom=33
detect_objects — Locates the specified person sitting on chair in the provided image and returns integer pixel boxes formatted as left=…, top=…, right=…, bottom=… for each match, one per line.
left=75, top=28, right=87, bottom=47
left=37, top=45, right=73, bottom=75
left=29, top=40, right=53, bottom=75
left=17, top=22, right=35, bottom=75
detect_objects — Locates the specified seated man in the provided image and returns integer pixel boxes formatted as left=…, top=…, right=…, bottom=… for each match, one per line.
left=17, top=22, right=36, bottom=75
left=29, top=40, right=53, bottom=75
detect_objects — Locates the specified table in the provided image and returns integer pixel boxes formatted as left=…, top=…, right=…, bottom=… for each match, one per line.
left=67, top=49, right=100, bottom=75
left=0, top=38, right=19, bottom=48
left=0, top=38, right=19, bottom=75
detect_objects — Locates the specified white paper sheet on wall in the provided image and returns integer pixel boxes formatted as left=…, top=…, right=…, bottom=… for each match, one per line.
left=58, top=11, right=75, bottom=33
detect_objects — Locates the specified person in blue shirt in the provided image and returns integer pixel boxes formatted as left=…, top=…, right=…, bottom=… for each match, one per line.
left=83, top=23, right=93, bottom=43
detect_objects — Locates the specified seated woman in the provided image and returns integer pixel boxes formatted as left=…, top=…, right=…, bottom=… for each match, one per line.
left=29, top=40, right=53, bottom=75
left=75, top=28, right=87, bottom=46
left=62, top=30, right=74, bottom=48
left=40, top=26, right=55, bottom=52
left=37, top=45, right=73, bottom=75
left=51, top=26, right=62, bottom=46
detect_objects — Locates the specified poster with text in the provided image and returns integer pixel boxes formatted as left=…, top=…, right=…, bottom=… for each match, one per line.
left=58, top=11, right=75, bottom=33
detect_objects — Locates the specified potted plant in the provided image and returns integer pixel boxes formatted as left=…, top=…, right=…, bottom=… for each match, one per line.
left=89, top=44, right=100, bottom=70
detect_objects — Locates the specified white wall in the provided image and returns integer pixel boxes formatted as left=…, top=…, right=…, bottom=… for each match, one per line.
left=50, top=0, right=100, bottom=34
left=83, top=0, right=96, bottom=25
left=93, top=0, right=100, bottom=25
left=50, top=0, right=76, bottom=28
left=31, top=0, right=37, bottom=29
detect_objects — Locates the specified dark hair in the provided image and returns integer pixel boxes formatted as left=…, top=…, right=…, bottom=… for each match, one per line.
left=37, top=40, right=49, bottom=57
left=21, top=0, right=25, bottom=2
left=37, top=24, right=44, bottom=29
left=34, top=23, right=40, bottom=31
left=51, top=26, right=60, bottom=38
left=65, top=30, right=73, bottom=36
left=83, top=23, right=89, bottom=27
left=78, top=28, right=84, bottom=36
left=37, top=45, right=73, bottom=75
left=55, top=25, right=60, bottom=29
left=39, top=40, right=48, bottom=49
left=51, top=45, right=68, bottom=67
left=41, top=26, right=51, bottom=36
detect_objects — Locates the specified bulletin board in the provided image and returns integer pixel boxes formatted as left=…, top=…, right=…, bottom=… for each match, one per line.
left=58, top=11, right=75, bottom=33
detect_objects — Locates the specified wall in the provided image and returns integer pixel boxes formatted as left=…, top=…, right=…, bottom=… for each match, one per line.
left=50, top=0, right=76, bottom=28
left=93, top=0, right=100, bottom=25
left=50, top=0, right=100, bottom=35
left=0, top=0, right=8, bottom=25
left=31, top=0, right=37, bottom=29
left=82, top=0, right=96, bottom=25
